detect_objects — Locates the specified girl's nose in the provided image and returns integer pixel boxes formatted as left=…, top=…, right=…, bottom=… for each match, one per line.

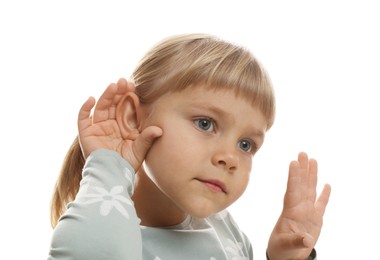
left=211, top=146, right=239, bottom=172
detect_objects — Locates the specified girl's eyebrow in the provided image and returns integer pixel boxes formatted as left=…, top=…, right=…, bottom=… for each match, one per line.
left=187, top=103, right=265, bottom=138
left=189, top=103, right=229, bottom=117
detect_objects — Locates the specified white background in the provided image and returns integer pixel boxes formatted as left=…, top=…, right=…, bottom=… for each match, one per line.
left=1, top=1, right=379, bottom=259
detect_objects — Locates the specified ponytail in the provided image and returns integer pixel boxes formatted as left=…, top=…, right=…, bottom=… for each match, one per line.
left=50, top=136, right=85, bottom=228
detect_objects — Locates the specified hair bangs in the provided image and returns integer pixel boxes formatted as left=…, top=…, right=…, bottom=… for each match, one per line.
left=133, top=34, right=275, bottom=130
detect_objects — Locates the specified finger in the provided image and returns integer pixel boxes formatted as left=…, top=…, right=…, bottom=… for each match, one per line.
left=308, top=158, right=318, bottom=202
left=117, top=78, right=136, bottom=92
left=130, top=126, right=163, bottom=170
left=274, top=232, right=314, bottom=251
left=78, top=96, right=96, bottom=132
left=302, top=233, right=314, bottom=248
left=284, top=160, right=301, bottom=208
left=92, top=83, right=118, bottom=123
left=289, top=232, right=314, bottom=249
left=284, top=152, right=310, bottom=208
left=287, top=160, right=299, bottom=192
left=298, top=152, right=309, bottom=197
left=93, top=80, right=134, bottom=122
left=315, top=184, right=331, bottom=215
left=298, top=152, right=309, bottom=169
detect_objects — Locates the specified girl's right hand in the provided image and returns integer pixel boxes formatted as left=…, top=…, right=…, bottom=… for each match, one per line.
left=77, top=78, right=162, bottom=171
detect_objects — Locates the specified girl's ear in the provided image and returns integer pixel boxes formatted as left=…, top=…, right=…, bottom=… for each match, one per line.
left=116, top=92, right=141, bottom=139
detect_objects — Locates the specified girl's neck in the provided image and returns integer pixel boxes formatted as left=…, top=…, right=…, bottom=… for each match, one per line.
left=132, top=169, right=187, bottom=227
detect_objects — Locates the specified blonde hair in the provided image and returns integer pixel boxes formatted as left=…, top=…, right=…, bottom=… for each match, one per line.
left=50, top=33, right=276, bottom=228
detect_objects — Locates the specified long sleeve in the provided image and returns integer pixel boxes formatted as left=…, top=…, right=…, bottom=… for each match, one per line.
left=48, top=149, right=142, bottom=260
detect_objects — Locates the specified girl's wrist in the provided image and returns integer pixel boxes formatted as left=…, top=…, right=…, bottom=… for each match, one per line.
left=266, top=248, right=316, bottom=260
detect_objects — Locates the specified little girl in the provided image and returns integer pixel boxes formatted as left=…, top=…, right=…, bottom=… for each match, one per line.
left=48, top=33, right=331, bottom=260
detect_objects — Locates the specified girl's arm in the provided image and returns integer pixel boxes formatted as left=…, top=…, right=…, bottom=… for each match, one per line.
left=48, top=149, right=141, bottom=260
left=48, top=79, right=162, bottom=259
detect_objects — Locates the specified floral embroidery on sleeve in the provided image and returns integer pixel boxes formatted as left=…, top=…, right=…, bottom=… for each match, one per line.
left=81, top=185, right=133, bottom=218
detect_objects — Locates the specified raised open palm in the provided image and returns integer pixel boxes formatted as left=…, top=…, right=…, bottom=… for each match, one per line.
left=267, top=152, right=331, bottom=260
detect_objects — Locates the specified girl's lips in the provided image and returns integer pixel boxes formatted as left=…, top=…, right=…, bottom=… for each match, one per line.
left=196, top=178, right=227, bottom=193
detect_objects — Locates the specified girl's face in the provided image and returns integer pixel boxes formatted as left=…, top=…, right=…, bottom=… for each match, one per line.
left=138, top=86, right=268, bottom=220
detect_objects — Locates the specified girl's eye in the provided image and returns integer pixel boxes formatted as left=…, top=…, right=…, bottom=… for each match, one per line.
left=194, top=118, right=214, bottom=132
left=238, top=139, right=254, bottom=153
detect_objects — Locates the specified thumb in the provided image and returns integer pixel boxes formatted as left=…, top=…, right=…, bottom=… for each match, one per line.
left=288, top=232, right=314, bottom=249
left=129, top=126, right=163, bottom=170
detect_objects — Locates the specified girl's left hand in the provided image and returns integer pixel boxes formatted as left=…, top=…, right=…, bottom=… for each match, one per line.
left=266, top=152, right=331, bottom=260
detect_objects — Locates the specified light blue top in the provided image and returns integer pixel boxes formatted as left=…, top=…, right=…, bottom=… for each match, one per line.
left=48, top=149, right=253, bottom=260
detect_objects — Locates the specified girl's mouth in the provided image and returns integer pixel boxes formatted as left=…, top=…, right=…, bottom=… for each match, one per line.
left=195, top=178, right=227, bottom=193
